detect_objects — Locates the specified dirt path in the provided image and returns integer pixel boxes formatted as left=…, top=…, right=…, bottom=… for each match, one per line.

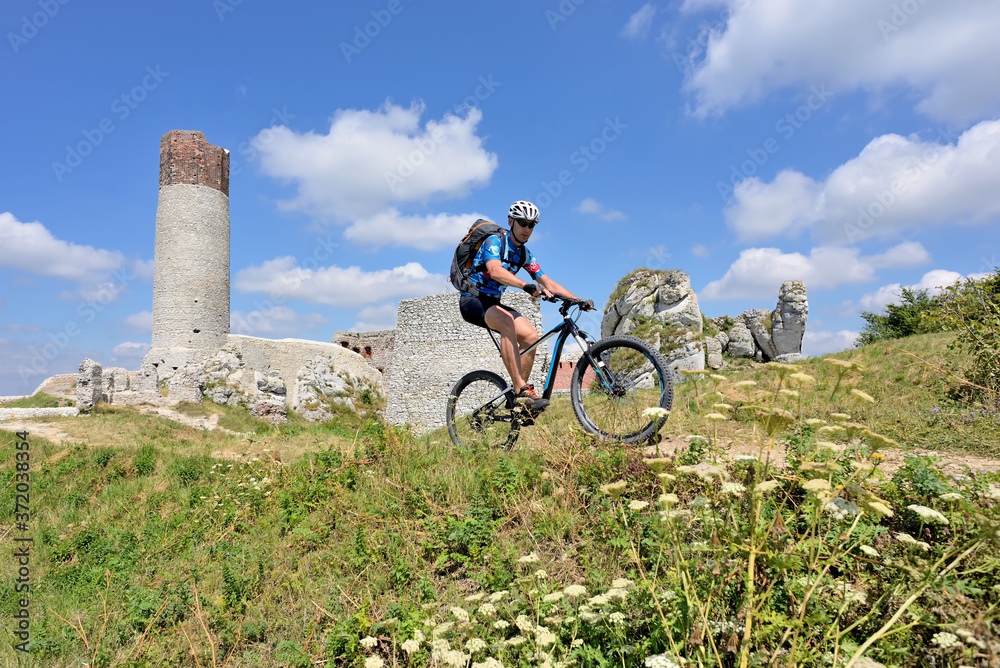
left=0, top=405, right=245, bottom=444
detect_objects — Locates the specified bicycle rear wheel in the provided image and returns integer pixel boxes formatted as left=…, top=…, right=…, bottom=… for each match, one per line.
left=570, top=335, right=673, bottom=443
left=446, top=370, right=521, bottom=450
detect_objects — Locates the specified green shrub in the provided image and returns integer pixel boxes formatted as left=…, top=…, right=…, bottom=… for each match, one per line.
left=856, top=287, right=944, bottom=346
left=932, top=269, right=1000, bottom=399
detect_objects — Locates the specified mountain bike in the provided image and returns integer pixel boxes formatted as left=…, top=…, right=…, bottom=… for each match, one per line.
left=446, top=294, right=674, bottom=450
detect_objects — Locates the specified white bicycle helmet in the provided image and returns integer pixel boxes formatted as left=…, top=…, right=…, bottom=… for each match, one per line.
left=509, top=200, right=540, bottom=222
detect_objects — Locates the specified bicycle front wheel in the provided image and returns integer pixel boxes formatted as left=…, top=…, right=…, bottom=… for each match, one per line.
left=446, top=370, right=521, bottom=450
left=570, top=335, right=674, bottom=443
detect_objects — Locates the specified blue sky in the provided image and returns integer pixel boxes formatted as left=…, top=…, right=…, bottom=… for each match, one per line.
left=2, top=0, right=999, bottom=395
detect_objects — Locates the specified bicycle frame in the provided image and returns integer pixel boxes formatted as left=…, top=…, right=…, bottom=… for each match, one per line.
left=484, top=299, right=612, bottom=401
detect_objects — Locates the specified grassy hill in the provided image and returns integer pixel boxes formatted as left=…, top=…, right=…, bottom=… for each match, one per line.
left=1, top=332, right=998, bottom=667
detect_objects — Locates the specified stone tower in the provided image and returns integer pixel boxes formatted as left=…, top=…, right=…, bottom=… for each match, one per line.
left=142, top=131, right=231, bottom=388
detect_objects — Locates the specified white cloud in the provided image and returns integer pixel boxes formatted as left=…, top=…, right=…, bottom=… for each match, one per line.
left=700, top=241, right=929, bottom=300
left=112, top=341, right=150, bottom=359
left=122, top=311, right=153, bottom=333
left=254, top=101, right=497, bottom=251
left=343, top=209, right=487, bottom=250
left=0, top=324, right=43, bottom=333
left=682, top=0, right=1000, bottom=123
left=575, top=198, right=627, bottom=222
left=233, top=257, right=446, bottom=308
left=725, top=119, right=1000, bottom=244
left=622, top=3, right=657, bottom=40
left=0, top=212, right=124, bottom=283
left=858, top=268, right=966, bottom=312
left=802, top=330, right=859, bottom=357
left=132, top=259, right=154, bottom=281
left=691, top=244, right=709, bottom=258
left=352, top=303, right=399, bottom=332
left=231, top=306, right=329, bottom=338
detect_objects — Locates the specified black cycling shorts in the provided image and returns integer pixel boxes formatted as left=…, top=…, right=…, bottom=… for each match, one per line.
left=459, top=293, right=525, bottom=329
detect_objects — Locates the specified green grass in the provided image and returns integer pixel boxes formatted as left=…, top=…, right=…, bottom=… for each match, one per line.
left=2, top=392, right=72, bottom=409
left=1, top=330, right=997, bottom=667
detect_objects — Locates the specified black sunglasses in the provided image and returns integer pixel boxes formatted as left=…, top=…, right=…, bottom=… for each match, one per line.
left=514, top=218, right=537, bottom=229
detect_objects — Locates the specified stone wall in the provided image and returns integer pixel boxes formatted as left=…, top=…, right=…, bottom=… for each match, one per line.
left=332, top=329, right=395, bottom=375
left=384, top=292, right=549, bottom=434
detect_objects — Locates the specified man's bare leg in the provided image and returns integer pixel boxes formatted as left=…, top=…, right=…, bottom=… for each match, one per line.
left=484, top=306, right=525, bottom=390
left=514, top=317, right=540, bottom=383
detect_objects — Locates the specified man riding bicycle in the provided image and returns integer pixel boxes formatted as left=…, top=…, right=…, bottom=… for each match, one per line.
left=458, top=200, right=594, bottom=416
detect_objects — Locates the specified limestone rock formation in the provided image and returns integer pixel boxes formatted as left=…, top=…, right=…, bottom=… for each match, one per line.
left=726, top=321, right=756, bottom=359
left=76, top=359, right=102, bottom=411
left=709, top=280, right=808, bottom=363
left=602, top=269, right=705, bottom=376
left=771, top=280, right=808, bottom=362
left=293, top=360, right=362, bottom=421
left=705, top=337, right=723, bottom=370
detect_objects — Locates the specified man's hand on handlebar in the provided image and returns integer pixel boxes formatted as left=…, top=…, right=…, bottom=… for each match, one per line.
left=521, top=283, right=553, bottom=299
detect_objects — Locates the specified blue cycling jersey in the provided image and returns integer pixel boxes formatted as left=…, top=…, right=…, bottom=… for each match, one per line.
left=465, top=230, right=545, bottom=298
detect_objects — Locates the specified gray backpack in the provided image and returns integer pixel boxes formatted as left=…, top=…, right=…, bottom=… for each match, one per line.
left=449, top=219, right=525, bottom=296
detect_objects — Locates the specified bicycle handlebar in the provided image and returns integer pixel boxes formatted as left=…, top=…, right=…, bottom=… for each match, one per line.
left=541, top=293, right=594, bottom=316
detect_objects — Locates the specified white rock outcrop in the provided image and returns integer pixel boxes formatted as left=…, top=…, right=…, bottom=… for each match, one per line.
left=602, top=269, right=705, bottom=377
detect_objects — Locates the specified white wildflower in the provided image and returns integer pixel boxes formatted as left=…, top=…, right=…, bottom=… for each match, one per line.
left=605, top=587, right=628, bottom=601
left=931, top=631, right=961, bottom=649
left=642, top=407, right=670, bottom=419
left=720, top=482, right=746, bottom=496
left=858, top=545, right=879, bottom=558
left=536, top=630, right=557, bottom=646
left=450, top=607, right=470, bottom=623
left=517, top=552, right=540, bottom=563
left=465, top=593, right=485, bottom=602
left=515, top=614, right=533, bottom=633
left=628, top=499, right=650, bottom=511
left=477, top=602, right=497, bottom=617
left=504, top=636, right=525, bottom=647
left=360, top=636, right=378, bottom=650
left=401, top=639, right=420, bottom=655
left=609, top=611, right=626, bottom=627
left=907, top=504, right=949, bottom=524
left=644, top=653, right=683, bottom=668
left=823, top=498, right=860, bottom=521
left=472, top=659, right=503, bottom=668
left=413, top=630, right=426, bottom=643
left=563, top=584, right=587, bottom=598
left=543, top=592, right=564, bottom=603
left=466, top=638, right=488, bottom=653
left=611, top=578, right=634, bottom=588
left=432, top=622, right=454, bottom=637
left=493, top=620, right=510, bottom=630
left=365, top=657, right=384, bottom=668
left=489, top=590, right=509, bottom=602
left=939, top=492, right=963, bottom=501
left=431, top=638, right=451, bottom=653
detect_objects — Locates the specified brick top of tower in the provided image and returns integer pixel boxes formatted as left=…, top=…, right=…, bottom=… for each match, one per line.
left=159, top=130, right=230, bottom=196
